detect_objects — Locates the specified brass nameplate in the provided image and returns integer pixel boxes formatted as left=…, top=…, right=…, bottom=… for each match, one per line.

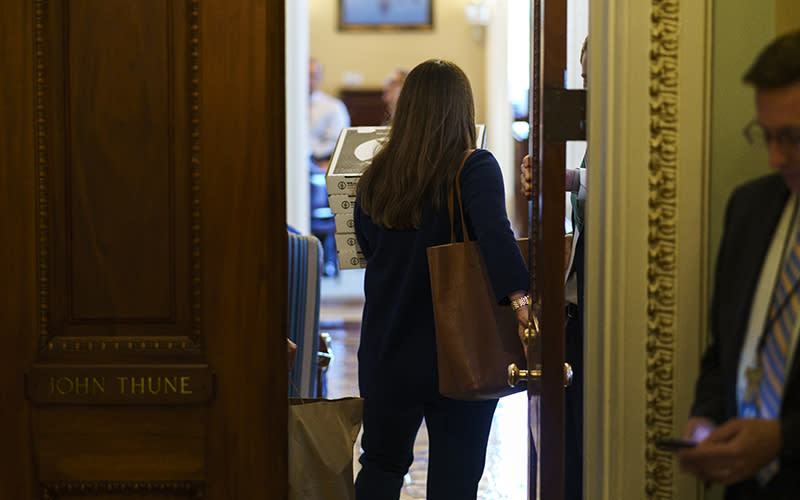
left=27, top=364, right=214, bottom=405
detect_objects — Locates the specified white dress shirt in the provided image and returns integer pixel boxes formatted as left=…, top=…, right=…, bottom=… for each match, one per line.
left=564, top=166, right=587, bottom=305
left=737, top=194, right=800, bottom=416
left=309, top=90, right=351, bottom=161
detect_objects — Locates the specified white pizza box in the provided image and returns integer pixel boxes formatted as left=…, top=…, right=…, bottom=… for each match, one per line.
left=337, top=243, right=367, bottom=270
left=328, top=194, right=357, bottom=214
left=475, top=123, right=486, bottom=148
left=334, top=233, right=360, bottom=252
left=326, top=126, right=389, bottom=196
left=326, top=124, right=487, bottom=196
left=335, top=213, right=355, bottom=233
left=327, top=176, right=361, bottom=197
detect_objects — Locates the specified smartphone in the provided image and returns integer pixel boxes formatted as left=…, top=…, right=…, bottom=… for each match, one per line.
left=655, top=437, right=696, bottom=451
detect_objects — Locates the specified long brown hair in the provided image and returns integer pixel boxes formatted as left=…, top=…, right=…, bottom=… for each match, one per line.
left=357, top=59, right=477, bottom=230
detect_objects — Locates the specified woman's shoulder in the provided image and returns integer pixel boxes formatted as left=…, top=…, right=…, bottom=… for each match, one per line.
left=462, top=148, right=501, bottom=177
left=465, top=148, right=494, bottom=162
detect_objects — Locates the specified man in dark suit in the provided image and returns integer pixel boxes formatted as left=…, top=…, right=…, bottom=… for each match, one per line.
left=679, top=30, right=800, bottom=499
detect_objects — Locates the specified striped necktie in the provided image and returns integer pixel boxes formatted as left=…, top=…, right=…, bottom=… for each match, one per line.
left=756, top=223, right=800, bottom=483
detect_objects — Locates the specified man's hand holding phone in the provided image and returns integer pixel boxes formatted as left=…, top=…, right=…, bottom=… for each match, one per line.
left=655, top=417, right=709, bottom=452
left=655, top=437, right=697, bottom=451
left=677, top=416, right=782, bottom=485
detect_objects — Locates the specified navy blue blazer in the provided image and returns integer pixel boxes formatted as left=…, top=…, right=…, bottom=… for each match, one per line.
left=692, top=174, right=800, bottom=498
left=354, top=149, right=529, bottom=399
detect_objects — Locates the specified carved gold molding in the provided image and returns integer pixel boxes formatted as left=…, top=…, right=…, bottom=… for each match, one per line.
left=41, top=481, right=204, bottom=499
left=646, top=0, right=680, bottom=498
left=43, top=336, right=202, bottom=354
left=190, top=0, right=202, bottom=340
left=35, top=0, right=50, bottom=339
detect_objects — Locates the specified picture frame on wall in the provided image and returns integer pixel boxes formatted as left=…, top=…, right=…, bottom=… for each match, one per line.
left=339, top=0, right=433, bottom=31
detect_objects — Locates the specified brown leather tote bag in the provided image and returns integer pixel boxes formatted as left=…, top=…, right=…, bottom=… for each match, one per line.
left=427, top=152, right=528, bottom=400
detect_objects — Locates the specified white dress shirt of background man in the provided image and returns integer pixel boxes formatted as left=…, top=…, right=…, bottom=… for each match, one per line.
left=309, top=58, right=351, bottom=165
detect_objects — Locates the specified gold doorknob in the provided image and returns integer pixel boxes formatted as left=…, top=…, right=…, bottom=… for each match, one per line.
left=507, top=362, right=573, bottom=388
left=523, top=319, right=539, bottom=345
left=507, top=363, right=540, bottom=387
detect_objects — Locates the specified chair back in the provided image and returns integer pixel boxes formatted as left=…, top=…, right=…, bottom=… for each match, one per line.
left=287, top=231, right=323, bottom=397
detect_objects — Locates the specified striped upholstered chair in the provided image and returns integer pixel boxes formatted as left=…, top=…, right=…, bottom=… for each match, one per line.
left=287, top=230, right=324, bottom=398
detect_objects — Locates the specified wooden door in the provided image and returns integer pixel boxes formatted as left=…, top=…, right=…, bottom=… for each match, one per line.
left=527, top=0, right=585, bottom=499
left=0, top=1, right=288, bottom=498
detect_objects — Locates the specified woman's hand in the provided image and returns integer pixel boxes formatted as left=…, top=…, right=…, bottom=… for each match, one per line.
left=515, top=303, right=530, bottom=326
left=509, top=292, right=534, bottom=360
left=287, top=338, right=298, bottom=371
left=516, top=306, right=534, bottom=360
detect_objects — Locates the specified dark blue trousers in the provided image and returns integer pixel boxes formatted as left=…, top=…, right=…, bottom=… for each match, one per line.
left=565, top=304, right=584, bottom=500
left=354, top=392, right=498, bottom=500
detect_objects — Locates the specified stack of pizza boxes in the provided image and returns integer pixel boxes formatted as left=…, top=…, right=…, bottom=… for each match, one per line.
left=325, top=127, right=387, bottom=270
left=325, top=125, right=486, bottom=270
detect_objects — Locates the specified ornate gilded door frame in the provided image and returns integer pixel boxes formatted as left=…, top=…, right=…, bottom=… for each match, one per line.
left=583, top=0, right=712, bottom=499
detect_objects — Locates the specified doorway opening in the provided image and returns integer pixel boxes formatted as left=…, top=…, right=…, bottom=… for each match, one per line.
left=289, top=1, right=587, bottom=498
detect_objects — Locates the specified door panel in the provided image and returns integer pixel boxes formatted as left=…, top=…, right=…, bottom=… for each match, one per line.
left=43, top=0, right=196, bottom=343
left=1, top=0, right=287, bottom=498
left=34, top=408, right=204, bottom=481
left=60, top=0, right=182, bottom=324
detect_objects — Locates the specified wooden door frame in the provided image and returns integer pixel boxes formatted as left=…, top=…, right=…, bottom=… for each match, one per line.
left=0, top=0, right=36, bottom=495
left=529, top=1, right=568, bottom=499
left=202, top=0, right=288, bottom=496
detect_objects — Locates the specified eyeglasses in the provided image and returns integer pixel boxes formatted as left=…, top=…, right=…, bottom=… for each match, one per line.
left=743, top=120, right=800, bottom=157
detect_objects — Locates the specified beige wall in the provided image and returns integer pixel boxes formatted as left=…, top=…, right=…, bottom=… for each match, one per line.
left=308, top=0, right=488, bottom=122
left=707, top=1, right=775, bottom=278
left=776, top=0, right=800, bottom=36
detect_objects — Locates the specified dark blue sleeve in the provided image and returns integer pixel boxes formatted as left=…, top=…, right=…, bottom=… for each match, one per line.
left=459, top=149, right=529, bottom=303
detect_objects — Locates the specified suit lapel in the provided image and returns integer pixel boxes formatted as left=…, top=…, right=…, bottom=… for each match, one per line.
left=728, top=178, right=791, bottom=387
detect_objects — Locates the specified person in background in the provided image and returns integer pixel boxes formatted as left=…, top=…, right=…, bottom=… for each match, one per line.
left=678, top=30, right=800, bottom=500
left=309, top=58, right=350, bottom=276
left=354, top=59, right=529, bottom=500
left=381, top=68, right=408, bottom=123
left=309, top=58, right=350, bottom=168
left=519, top=35, right=588, bottom=500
